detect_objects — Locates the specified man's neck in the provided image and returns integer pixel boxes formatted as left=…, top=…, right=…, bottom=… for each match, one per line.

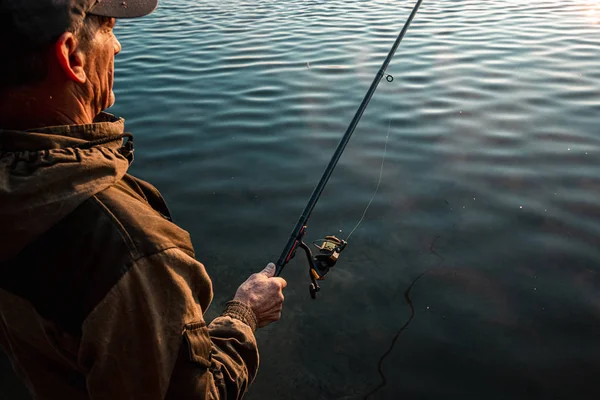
left=0, top=85, right=94, bottom=131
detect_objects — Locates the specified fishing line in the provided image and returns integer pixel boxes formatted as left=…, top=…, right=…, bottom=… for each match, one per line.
left=274, top=0, right=424, bottom=280
left=363, top=236, right=445, bottom=400
left=345, top=115, right=392, bottom=242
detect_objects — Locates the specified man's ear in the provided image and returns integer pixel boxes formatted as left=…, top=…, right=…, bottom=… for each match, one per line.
left=55, top=32, right=87, bottom=84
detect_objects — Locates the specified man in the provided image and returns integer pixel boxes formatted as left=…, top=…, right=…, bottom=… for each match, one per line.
left=0, top=0, right=287, bottom=399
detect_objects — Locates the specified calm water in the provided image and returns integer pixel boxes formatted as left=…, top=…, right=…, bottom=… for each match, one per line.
left=4, top=0, right=600, bottom=398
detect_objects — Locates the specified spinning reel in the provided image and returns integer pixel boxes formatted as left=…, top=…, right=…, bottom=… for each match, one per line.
left=289, top=232, right=347, bottom=299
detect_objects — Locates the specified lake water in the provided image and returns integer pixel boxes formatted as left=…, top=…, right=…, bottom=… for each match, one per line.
left=4, top=0, right=600, bottom=398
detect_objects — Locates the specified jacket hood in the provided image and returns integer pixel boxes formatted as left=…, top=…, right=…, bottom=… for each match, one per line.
left=0, top=112, right=132, bottom=262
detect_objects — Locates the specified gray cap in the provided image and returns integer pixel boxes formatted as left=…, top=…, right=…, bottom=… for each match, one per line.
left=89, top=0, right=158, bottom=18
left=2, top=0, right=158, bottom=47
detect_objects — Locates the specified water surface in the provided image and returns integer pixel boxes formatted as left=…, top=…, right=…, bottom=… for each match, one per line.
left=113, top=1, right=600, bottom=398
left=7, top=0, right=600, bottom=399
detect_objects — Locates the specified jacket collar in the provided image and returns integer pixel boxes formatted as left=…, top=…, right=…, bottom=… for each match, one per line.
left=0, top=112, right=126, bottom=152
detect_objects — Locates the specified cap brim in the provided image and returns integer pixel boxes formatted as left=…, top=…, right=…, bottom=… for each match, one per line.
left=89, top=0, right=158, bottom=18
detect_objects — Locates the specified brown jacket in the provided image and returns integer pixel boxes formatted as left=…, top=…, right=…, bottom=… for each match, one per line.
left=0, top=113, right=259, bottom=399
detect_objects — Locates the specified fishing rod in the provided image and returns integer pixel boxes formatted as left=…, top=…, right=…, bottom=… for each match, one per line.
left=275, top=0, right=424, bottom=298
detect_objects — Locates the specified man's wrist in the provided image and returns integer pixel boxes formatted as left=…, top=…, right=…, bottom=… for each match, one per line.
left=222, top=300, right=258, bottom=332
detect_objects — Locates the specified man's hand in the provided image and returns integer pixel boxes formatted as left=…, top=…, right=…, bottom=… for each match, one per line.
left=233, top=263, right=287, bottom=328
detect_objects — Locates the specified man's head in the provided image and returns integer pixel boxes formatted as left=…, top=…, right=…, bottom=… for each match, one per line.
left=0, top=0, right=157, bottom=128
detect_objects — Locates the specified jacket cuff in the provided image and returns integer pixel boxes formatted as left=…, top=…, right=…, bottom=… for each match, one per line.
left=222, top=300, right=258, bottom=332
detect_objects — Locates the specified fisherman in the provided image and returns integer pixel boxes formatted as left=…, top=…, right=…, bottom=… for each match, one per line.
left=0, top=1, right=287, bottom=398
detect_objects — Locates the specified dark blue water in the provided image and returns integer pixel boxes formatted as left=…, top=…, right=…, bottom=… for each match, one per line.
left=4, top=0, right=600, bottom=398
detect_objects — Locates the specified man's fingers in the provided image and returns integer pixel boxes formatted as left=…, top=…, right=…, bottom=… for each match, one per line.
left=263, top=303, right=284, bottom=314
left=239, top=262, right=287, bottom=329
left=272, top=277, right=287, bottom=288
left=271, top=311, right=282, bottom=321
left=260, top=262, right=276, bottom=277
left=265, top=311, right=282, bottom=321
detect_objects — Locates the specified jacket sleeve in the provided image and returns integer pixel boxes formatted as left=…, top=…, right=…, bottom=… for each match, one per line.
left=78, top=247, right=259, bottom=400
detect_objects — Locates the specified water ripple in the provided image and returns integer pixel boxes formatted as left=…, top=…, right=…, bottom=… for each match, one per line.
left=108, top=1, right=600, bottom=398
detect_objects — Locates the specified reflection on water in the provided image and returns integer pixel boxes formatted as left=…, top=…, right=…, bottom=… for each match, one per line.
left=109, top=0, right=600, bottom=398
left=585, top=1, right=600, bottom=24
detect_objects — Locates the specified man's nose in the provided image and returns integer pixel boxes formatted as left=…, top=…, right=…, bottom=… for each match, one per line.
left=114, top=37, right=122, bottom=55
